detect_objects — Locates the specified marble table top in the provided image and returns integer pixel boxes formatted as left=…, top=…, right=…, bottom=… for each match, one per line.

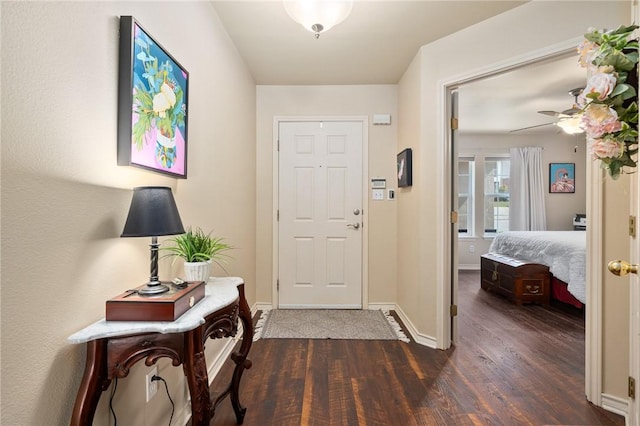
left=68, top=277, right=243, bottom=344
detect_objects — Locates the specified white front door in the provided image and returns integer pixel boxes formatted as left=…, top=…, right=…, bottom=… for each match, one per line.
left=278, top=120, right=363, bottom=308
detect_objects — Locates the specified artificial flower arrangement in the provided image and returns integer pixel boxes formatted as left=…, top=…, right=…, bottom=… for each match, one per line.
left=577, top=25, right=638, bottom=179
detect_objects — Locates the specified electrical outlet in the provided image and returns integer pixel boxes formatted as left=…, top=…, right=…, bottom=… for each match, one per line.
left=145, top=366, right=158, bottom=402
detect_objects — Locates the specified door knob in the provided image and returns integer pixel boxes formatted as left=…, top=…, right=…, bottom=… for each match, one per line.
left=347, top=223, right=360, bottom=230
left=608, top=260, right=639, bottom=276
left=353, top=209, right=360, bottom=216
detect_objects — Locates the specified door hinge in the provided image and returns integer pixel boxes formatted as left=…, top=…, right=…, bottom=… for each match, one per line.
left=277, top=139, right=280, bottom=151
left=630, top=215, right=636, bottom=238
left=277, top=210, right=279, bottom=221
left=277, top=279, right=280, bottom=291
left=450, top=304, right=458, bottom=317
left=630, top=376, right=636, bottom=399
left=451, top=117, right=459, bottom=130
left=451, top=211, right=458, bottom=224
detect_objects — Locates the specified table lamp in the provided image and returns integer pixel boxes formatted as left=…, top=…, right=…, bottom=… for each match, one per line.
left=121, top=186, right=185, bottom=295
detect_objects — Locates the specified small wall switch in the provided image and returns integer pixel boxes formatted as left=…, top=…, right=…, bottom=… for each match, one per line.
left=372, top=189, right=384, bottom=200
left=388, top=189, right=395, bottom=200
left=469, top=245, right=475, bottom=253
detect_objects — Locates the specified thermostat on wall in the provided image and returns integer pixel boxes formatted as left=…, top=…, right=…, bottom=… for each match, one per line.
left=371, top=178, right=386, bottom=189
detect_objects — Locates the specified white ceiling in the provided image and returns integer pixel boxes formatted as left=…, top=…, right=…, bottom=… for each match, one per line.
left=210, top=1, right=587, bottom=134
left=458, top=54, right=586, bottom=134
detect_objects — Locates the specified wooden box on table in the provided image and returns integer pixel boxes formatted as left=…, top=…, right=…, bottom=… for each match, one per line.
left=106, top=281, right=205, bottom=321
left=480, top=253, right=550, bottom=305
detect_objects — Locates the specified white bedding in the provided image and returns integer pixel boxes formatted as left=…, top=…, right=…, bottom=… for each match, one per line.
left=488, top=231, right=586, bottom=304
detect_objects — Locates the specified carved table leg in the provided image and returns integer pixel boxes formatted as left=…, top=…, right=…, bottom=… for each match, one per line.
left=184, top=328, right=211, bottom=426
left=70, top=339, right=110, bottom=426
left=229, top=284, right=253, bottom=424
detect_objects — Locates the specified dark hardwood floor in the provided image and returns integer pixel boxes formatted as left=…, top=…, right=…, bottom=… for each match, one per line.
left=208, top=271, right=624, bottom=425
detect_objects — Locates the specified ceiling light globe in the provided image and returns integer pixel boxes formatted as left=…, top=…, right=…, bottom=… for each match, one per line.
left=556, top=116, right=584, bottom=135
left=284, top=0, right=353, bottom=37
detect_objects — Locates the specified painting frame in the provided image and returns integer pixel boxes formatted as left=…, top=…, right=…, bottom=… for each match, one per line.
left=549, top=163, right=575, bottom=193
left=117, top=16, right=189, bottom=178
left=397, top=148, right=412, bottom=187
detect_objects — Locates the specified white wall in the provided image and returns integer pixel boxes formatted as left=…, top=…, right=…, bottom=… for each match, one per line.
left=458, top=132, right=587, bottom=268
left=397, top=0, right=630, bottom=397
left=256, top=85, right=398, bottom=306
left=1, top=2, right=256, bottom=424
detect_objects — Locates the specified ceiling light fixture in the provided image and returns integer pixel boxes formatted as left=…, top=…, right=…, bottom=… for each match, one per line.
left=556, top=116, right=584, bottom=135
left=284, top=0, right=353, bottom=39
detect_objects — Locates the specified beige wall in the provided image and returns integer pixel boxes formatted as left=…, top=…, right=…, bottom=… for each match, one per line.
left=397, top=0, right=631, bottom=396
left=458, top=132, right=588, bottom=268
left=256, top=85, right=398, bottom=306
left=1, top=2, right=256, bottom=425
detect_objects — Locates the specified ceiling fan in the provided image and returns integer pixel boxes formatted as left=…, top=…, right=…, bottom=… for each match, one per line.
left=511, top=87, right=584, bottom=134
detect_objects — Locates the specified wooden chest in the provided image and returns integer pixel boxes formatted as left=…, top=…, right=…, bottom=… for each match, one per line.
left=480, top=253, right=550, bottom=305
left=106, top=281, right=205, bottom=321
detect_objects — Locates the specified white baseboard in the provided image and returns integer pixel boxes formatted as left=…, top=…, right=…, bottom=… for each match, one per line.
left=458, top=264, right=480, bottom=270
left=394, top=305, right=438, bottom=349
left=254, top=302, right=273, bottom=312
left=367, top=302, right=396, bottom=311
left=601, top=393, right=628, bottom=418
left=173, top=402, right=192, bottom=426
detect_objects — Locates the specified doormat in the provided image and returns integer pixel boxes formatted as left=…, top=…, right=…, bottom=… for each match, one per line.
left=253, top=309, right=410, bottom=342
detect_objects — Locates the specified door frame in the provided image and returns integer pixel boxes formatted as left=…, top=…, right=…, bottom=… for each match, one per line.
left=271, top=116, right=370, bottom=309
left=628, top=7, right=639, bottom=425
left=437, top=38, right=603, bottom=403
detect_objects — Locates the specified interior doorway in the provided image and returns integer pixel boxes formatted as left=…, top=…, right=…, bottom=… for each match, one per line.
left=441, top=43, right=601, bottom=401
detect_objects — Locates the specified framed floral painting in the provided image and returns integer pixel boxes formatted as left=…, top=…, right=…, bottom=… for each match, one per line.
left=117, top=16, right=189, bottom=178
left=549, top=163, right=575, bottom=193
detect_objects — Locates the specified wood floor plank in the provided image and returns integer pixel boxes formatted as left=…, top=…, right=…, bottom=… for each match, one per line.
left=207, top=271, right=625, bottom=425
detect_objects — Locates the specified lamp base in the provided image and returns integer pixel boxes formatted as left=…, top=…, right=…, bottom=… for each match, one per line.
left=137, top=282, right=170, bottom=296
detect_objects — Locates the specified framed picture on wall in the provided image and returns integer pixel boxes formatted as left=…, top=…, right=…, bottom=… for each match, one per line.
left=397, top=148, right=412, bottom=187
left=117, top=16, right=189, bottom=178
left=549, top=163, right=575, bottom=193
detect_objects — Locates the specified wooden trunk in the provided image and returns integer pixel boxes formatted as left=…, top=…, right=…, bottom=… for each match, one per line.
left=480, top=253, right=550, bottom=305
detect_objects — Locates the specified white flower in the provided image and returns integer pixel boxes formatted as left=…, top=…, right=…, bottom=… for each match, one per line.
left=152, top=82, right=177, bottom=118
left=582, top=71, right=617, bottom=102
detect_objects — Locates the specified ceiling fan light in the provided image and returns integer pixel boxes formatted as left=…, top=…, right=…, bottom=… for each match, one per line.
left=556, top=116, right=584, bottom=135
left=284, top=0, right=353, bottom=37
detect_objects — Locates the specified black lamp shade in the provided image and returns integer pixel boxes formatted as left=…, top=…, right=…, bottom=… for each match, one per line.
left=121, top=187, right=185, bottom=237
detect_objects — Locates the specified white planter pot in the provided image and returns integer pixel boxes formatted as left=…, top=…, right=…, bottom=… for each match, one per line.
left=184, top=260, right=212, bottom=282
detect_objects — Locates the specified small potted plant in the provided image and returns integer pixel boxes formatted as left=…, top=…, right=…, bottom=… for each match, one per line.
left=163, top=227, right=233, bottom=282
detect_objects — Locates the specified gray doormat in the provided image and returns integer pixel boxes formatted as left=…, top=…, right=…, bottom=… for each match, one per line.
left=254, top=309, right=409, bottom=342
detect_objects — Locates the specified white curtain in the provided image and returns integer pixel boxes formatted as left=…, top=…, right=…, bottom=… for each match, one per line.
left=509, top=147, right=547, bottom=231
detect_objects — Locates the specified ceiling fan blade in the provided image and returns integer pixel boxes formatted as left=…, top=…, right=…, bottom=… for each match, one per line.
left=537, top=110, right=563, bottom=117
left=510, top=122, right=556, bottom=133
left=561, top=107, right=581, bottom=116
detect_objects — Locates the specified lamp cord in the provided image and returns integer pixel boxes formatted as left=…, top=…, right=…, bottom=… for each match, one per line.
left=152, top=375, right=175, bottom=426
left=109, top=378, right=118, bottom=426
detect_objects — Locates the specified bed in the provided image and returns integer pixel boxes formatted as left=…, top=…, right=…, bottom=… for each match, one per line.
left=487, top=231, right=586, bottom=308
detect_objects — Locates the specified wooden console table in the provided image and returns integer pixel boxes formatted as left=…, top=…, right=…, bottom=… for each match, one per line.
left=67, top=277, right=253, bottom=425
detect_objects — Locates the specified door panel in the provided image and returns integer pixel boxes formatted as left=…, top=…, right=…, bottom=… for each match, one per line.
left=278, top=121, right=363, bottom=308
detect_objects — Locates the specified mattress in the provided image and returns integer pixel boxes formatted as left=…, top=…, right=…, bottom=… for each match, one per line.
left=488, top=231, right=586, bottom=304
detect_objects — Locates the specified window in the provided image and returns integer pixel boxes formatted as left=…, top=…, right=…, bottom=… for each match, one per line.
left=458, top=157, right=474, bottom=235
left=483, top=156, right=510, bottom=234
